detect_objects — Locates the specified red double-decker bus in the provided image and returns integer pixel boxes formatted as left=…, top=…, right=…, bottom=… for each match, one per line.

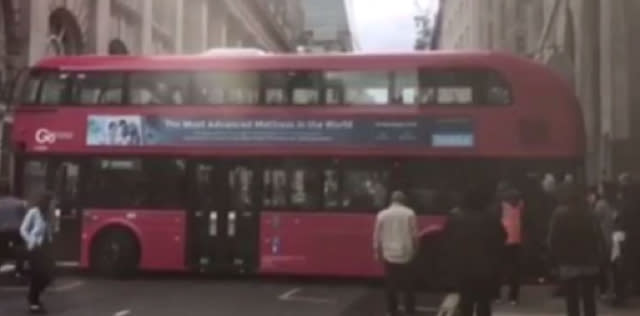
left=7, top=52, right=583, bottom=278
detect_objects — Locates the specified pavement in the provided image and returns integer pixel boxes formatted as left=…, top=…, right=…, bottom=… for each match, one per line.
left=1, top=268, right=639, bottom=316
left=493, top=285, right=639, bottom=316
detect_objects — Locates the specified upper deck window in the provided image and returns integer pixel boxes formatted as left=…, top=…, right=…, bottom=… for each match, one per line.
left=263, top=71, right=322, bottom=106
left=325, top=71, right=389, bottom=105
left=15, top=66, right=511, bottom=107
left=393, top=71, right=419, bottom=105
left=71, top=72, right=124, bottom=105
left=194, top=71, right=259, bottom=105
left=40, top=72, right=70, bottom=105
left=417, top=69, right=512, bottom=106
left=19, top=72, right=44, bottom=105
left=129, top=72, right=190, bottom=105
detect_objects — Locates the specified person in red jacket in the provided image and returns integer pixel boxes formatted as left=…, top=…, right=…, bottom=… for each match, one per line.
left=494, top=181, right=524, bottom=305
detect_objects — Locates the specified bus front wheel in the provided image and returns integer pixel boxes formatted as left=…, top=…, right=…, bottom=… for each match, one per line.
left=90, top=227, right=140, bottom=278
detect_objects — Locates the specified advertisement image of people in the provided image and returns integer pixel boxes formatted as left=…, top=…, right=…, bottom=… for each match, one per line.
left=87, top=115, right=143, bottom=146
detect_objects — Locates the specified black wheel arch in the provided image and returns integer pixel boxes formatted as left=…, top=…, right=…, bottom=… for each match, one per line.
left=89, top=224, right=141, bottom=277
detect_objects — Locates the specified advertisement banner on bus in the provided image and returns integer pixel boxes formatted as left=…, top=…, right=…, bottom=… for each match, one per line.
left=86, top=115, right=474, bottom=148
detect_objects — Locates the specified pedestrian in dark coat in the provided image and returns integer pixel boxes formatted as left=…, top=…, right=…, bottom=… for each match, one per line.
left=616, top=176, right=640, bottom=294
left=446, top=186, right=506, bottom=316
left=549, top=184, right=604, bottom=316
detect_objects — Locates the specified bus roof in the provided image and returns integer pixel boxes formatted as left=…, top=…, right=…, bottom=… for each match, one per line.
left=34, top=51, right=545, bottom=72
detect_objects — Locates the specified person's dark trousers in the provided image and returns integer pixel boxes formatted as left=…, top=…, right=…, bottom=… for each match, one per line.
left=10, top=234, right=26, bottom=277
left=564, top=276, right=597, bottom=316
left=612, top=260, right=627, bottom=304
left=496, top=245, right=521, bottom=301
left=631, top=253, right=640, bottom=295
left=459, top=277, right=492, bottom=316
left=384, top=262, right=415, bottom=316
left=27, top=244, right=53, bottom=306
left=0, top=232, right=8, bottom=265
left=598, top=263, right=610, bottom=295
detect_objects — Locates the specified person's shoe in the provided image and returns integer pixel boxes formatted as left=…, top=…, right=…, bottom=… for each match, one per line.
left=28, top=304, right=46, bottom=314
left=509, top=300, right=518, bottom=306
left=28, top=304, right=40, bottom=313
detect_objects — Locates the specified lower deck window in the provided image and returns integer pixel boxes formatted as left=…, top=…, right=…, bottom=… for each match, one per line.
left=85, top=159, right=186, bottom=209
left=19, top=157, right=578, bottom=214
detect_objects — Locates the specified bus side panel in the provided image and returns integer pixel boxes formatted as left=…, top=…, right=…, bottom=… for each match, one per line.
left=80, top=210, right=187, bottom=271
left=258, top=211, right=446, bottom=277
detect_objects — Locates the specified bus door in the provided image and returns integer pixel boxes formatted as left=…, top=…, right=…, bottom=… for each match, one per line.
left=20, top=158, right=84, bottom=264
left=189, top=161, right=260, bottom=273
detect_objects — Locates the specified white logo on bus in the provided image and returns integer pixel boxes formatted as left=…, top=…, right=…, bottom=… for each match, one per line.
left=35, top=129, right=56, bottom=144
left=34, top=129, right=73, bottom=145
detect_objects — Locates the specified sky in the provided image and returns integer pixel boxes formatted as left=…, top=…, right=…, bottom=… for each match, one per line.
left=351, top=0, right=438, bottom=51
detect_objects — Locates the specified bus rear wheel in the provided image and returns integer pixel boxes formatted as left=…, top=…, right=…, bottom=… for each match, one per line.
left=90, top=227, right=140, bottom=278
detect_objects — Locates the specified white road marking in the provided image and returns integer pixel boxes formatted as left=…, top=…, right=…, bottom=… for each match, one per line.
left=285, top=296, right=336, bottom=304
left=0, top=263, right=15, bottom=273
left=278, top=288, right=301, bottom=300
left=494, top=314, right=561, bottom=316
left=51, top=280, right=84, bottom=292
left=417, top=306, right=440, bottom=312
left=55, top=261, right=80, bottom=268
left=494, top=313, right=614, bottom=316
left=114, top=309, right=131, bottom=316
left=401, top=305, right=439, bottom=312
left=1, top=280, right=84, bottom=292
left=277, top=287, right=336, bottom=304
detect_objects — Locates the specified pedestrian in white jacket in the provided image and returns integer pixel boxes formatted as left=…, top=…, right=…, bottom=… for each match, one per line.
left=19, top=192, right=55, bottom=314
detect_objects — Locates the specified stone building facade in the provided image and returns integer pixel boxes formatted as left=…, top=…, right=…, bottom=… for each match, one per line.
left=0, top=0, right=304, bottom=77
left=436, top=0, right=640, bottom=183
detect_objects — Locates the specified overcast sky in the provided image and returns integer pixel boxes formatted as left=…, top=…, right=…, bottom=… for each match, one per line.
left=351, top=0, right=438, bottom=51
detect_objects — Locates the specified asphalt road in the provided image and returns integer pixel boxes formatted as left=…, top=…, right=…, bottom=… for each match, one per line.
left=0, top=274, right=443, bottom=316
left=4, top=272, right=640, bottom=316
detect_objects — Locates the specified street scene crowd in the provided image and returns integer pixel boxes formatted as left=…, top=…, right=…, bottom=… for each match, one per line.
left=2, top=172, right=640, bottom=315
left=374, top=173, right=640, bottom=316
